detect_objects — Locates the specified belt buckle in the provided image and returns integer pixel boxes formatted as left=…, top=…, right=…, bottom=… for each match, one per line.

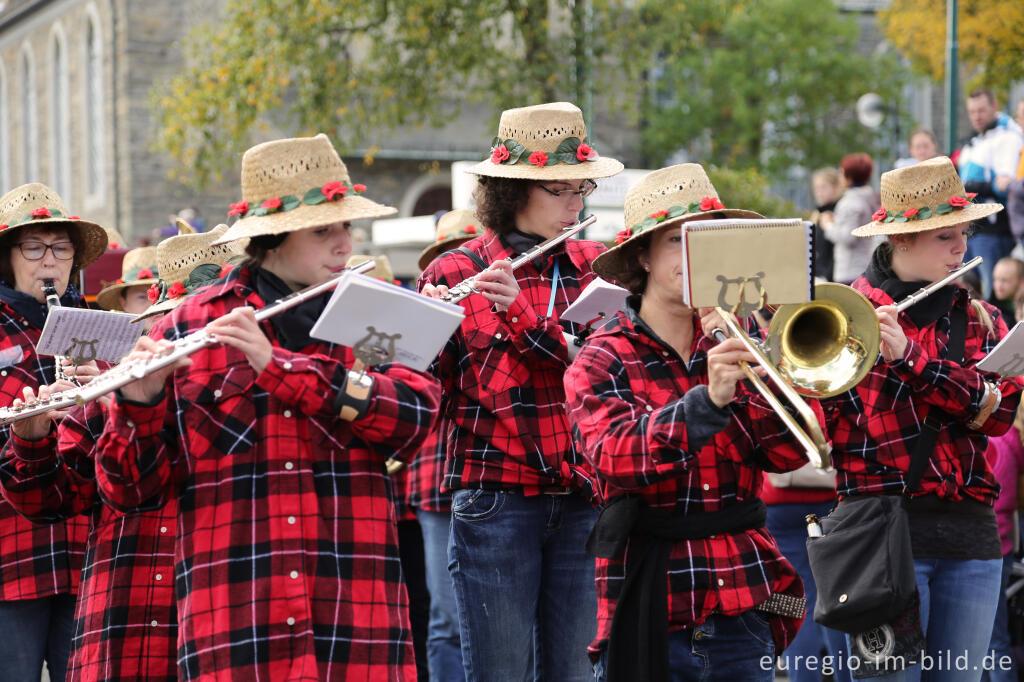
left=543, top=486, right=574, bottom=496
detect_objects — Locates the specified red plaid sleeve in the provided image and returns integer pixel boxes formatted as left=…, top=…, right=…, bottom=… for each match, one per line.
left=418, top=231, right=607, bottom=493
left=406, top=423, right=451, bottom=512
left=564, top=308, right=805, bottom=655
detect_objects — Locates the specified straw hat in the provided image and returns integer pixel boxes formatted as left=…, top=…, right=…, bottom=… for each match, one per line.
left=214, top=134, right=397, bottom=245
left=95, top=246, right=159, bottom=311
left=347, top=254, right=396, bottom=284
left=0, top=183, right=108, bottom=268
left=592, top=164, right=763, bottom=283
left=417, top=209, right=481, bottom=271
left=103, top=226, right=128, bottom=250
left=134, top=223, right=244, bottom=321
left=466, top=102, right=624, bottom=181
left=852, top=156, right=1002, bottom=237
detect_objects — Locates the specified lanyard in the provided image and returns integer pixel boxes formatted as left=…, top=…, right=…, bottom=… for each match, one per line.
left=546, top=260, right=561, bottom=318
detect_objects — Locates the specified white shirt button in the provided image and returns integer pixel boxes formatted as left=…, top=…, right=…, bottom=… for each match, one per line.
left=1, top=370, right=7, bottom=376
left=126, top=420, right=135, bottom=428
left=286, top=617, right=296, bottom=626
left=908, top=360, right=914, bottom=368
left=283, top=361, right=292, bottom=370
left=287, top=516, right=296, bottom=525
left=511, top=317, right=518, bottom=323
left=151, top=620, right=159, bottom=627
left=703, top=483, right=710, bottom=491
left=289, top=570, right=299, bottom=580
left=283, top=410, right=292, bottom=418
left=285, top=462, right=294, bottom=470
left=160, top=526, right=167, bottom=534
left=155, top=573, right=163, bottom=581
left=213, top=389, right=222, bottom=398
left=662, top=350, right=669, bottom=357
left=717, top=578, right=725, bottom=586
left=495, top=332, right=502, bottom=340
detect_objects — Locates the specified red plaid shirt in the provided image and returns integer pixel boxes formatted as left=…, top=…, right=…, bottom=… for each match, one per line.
left=405, top=421, right=451, bottom=513
left=825, top=280, right=1023, bottom=502
left=418, top=230, right=605, bottom=493
left=94, top=266, right=440, bottom=681
left=0, top=401, right=177, bottom=682
left=0, top=298, right=88, bottom=602
left=564, top=305, right=808, bottom=655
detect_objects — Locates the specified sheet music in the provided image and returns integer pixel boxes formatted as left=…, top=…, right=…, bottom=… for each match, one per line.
left=977, top=321, right=1024, bottom=376
left=37, top=307, right=145, bottom=363
left=311, top=272, right=465, bottom=371
left=561, top=278, right=628, bottom=326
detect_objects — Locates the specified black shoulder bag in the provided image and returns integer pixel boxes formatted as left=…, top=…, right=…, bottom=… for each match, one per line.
left=806, top=307, right=966, bottom=635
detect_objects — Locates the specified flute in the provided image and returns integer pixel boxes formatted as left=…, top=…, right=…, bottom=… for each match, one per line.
left=0, top=259, right=377, bottom=425
left=894, top=256, right=982, bottom=312
left=440, top=215, right=597, bottom=304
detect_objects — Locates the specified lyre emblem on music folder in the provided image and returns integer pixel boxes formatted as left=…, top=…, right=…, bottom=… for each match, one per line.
left=353, top=326, right=401, bottom=368
left=716, top=273, right=768, bottom=319
left=63, top=337, right=100, bottom=365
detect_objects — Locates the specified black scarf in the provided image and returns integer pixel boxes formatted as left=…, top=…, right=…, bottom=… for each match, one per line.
left=864, top=244, right=956, bottom=328
left=0, top=280, right=82, bottom=329
left=251, top=268, right=329, bottom=352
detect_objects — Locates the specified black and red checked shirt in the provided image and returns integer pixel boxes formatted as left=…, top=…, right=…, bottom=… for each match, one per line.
left=825, top=279, right=1022, bottom=502
left=564, top=304, right=809, bottom=656
left=0, top=401, right=177, bottom=682
left=418, top=229, right=605, bottom=494
left=94, top=266, right=441, bottom=682
left=0, top=298, right=89, bottom=602
left=405, top=420, right=451, bottom=513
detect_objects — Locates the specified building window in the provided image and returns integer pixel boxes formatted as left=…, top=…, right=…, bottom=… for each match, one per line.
left=50, top=28, right=70, bottom=199
left=21, top=47, right=37, bottom=183
left=85, top=13, right=104, bottom=199
left=0, top=61, right=8, bottom=192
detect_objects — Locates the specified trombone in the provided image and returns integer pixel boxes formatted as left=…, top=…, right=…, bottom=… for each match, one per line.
left=712, top=283, right=881, bottom=470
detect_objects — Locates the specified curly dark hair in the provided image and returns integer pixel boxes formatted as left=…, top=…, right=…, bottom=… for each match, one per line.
left=472, top=176, right=534, bottom=235
left=613, top=233, right=654, bottom=295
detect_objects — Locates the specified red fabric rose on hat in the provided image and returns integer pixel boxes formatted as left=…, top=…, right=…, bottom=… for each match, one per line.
left=108, top=243, right=120, bottom=250
left=228, top=201, right=249, bottom=217
left=491, top=144, right=510, bottom=164
left=147, top=284, right=160, bottom=303
left=949, top=196, right=970, bottom=208
left=464, top=225, right=478, bottom=234
left=699, top=196, right=724, bottom=211
left=966, top=192, right=978, bottom=200
left=576, top=143, right=596, bottom=161
left=31, top=207, right=51, bottom=219
left=352, top=184, right=366, bottom=193
left=650, top=209, right=670, bottom=220
left=167, top=281, right=187, bottom=299
left=137, top=269, right=154, bottom=279
left=902, top=208, right=919, bottom=218
left=261, top=198, right=283, bottom=212
left=69, top=216, right=80, bottom=220
left=614, top=228, right=632, bottom=245
left=528, top=151, right=549, bottom=167
left=322, top=181, right=348, bottom=201
left=872, top=208, right=888, bottom=222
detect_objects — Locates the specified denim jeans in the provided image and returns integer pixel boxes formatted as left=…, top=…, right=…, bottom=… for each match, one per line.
left=0, top=593, right=76, bottom=682
left=965, top=233, right=1016, bottom=300
left=981, top=552, right=1019, bottom=682
left=593, top=611, right=775, bottom=682
left=448, top=489, right=597, bottom=682
left=417, top=508, right=466, bottom=681
left=847, top=557, right=1002, bottom=682
left=767, top=501, right=852, bottom=682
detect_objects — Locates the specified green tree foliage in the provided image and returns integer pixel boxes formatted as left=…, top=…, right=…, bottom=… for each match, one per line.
left=154, top=0, right=906, bottom=188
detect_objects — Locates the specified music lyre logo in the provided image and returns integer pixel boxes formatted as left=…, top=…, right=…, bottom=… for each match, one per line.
left=63, top=337, right=100, bottom=364
left=353, top=326, right=401, bottom=367
left=715, top=273, right=768, bottom=318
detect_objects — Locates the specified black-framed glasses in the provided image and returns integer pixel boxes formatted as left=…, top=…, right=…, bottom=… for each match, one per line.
left=15, top=241, right=76, bottom=261
left=537, top=179, right=597, bottom=200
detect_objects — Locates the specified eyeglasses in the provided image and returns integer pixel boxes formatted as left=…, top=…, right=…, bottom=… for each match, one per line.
left=15, top=241, right=76, bottom=261
left=537, top=179, right=597, bottom=200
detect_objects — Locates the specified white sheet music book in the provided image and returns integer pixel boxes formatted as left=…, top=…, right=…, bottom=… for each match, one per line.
left=311, top=272, right=465, bottom=371
left=977, top=321, right=1024, bottom=376
left=37, top=307, right=144, bottom=363
left=561, top=278, right=629, bottom=326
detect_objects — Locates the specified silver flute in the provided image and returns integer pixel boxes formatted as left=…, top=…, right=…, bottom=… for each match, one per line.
left=0, top=259, right=377, bottom=425
left=440, top=214, right=597, bottom=304
left=894, top=256, right=982, bottom=312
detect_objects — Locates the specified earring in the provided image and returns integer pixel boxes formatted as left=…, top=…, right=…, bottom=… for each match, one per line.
left=899, top=246, right=908, bottom=252
left=642, top=264, right=650, bottom=272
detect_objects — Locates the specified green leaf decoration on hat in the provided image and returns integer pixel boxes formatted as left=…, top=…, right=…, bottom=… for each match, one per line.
left=504, top=139, right=527, bottom=164
left=183, top=263, right=224, bottom=290
left=303, top=187, right=327, bottom=206
left=280, top=195, right=301, bottom=211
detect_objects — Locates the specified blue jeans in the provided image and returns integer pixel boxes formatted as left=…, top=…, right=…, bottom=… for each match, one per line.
left=0, top=593, right=76, bottom=682
left=767, top=501, right=852, bottom=682
left=417, top=508, right=466, bottom=682
left=965, top=233, right=1016, bottom=300
left=848, top=557, right=1002, bottom=682
left=448, top=489, right=597, bottom=682
left=593, top=611, right=775, bottom=682
left=981, top=552, right=1019, bottom=682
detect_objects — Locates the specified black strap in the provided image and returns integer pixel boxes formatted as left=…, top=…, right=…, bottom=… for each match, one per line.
left=903, top=306, right=967, bottom=496
left=454, top=245, right=488, bottom=273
